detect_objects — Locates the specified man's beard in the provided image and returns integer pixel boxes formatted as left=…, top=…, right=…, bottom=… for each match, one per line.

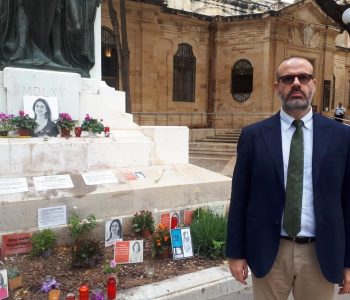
left=279, top=88, right=313, bottom=111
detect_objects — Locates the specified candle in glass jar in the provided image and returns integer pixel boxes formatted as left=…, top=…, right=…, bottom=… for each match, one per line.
left=104, top=127, right=110, bottom=137
left=91, top=288, right=104, bottom=300
left=65, top=292, right=76, bottom=300
left=78, top=283, right=89, bottom=300
left=107, top=276, right=117, bottom=300
left=48, top=289, right=60, bottom=300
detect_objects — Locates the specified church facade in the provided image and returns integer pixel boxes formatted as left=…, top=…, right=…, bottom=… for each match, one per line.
left=101, top=0, right=350, bottom=127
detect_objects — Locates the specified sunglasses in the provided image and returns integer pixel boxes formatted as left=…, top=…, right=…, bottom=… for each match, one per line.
left=278, top=74, right=313, bottom=85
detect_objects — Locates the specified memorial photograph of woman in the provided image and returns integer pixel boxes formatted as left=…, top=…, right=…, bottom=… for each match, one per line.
left=32, top=98, right=59, bottom=137
left=105, top=218, right=123, bottom=246
left=129, top=240, right=143, bottom=263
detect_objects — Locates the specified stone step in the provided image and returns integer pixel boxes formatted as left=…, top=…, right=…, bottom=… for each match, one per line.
left=189, top=149, right=235, bottom=155
left=0, top=164, right=231, bottom=245
left=189, top=142, right=236, bottom=150
left=118, top=265, right=253, bottom=300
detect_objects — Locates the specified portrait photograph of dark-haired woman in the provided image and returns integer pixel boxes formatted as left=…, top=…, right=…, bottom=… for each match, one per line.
left=105, top=218, right=123, bottom=247
left=24, top=96, right=59, bottom=137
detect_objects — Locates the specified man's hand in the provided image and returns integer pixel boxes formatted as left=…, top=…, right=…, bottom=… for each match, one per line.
left=228, top=258, right=248, bottom=285
left=339, top=268, right=350, bottom=294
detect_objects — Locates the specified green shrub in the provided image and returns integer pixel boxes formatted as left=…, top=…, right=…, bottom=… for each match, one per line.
left=190, top=209, right=227, bottom=259
left=7, top=266, right=21, bottom=279
left=68, top=213, right=102, bottom=268
left=30, top=229, right=56, bottom=256
left=68, top=213, right=96, bottom=241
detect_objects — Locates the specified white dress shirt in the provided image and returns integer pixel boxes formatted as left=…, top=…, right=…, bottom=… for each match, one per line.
left=280, top=108, right=315, bottom=237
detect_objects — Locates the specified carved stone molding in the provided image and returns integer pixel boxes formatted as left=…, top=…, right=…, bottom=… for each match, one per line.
left=288, top=24, right=321, bottom=48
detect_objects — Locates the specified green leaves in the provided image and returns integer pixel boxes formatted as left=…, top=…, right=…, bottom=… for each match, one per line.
left=190, top=209, right=227, bottom=259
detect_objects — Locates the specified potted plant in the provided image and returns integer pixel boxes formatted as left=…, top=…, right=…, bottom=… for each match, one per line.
left=152, top=224, right=171, bottom=259
left=10, top=110, right=38, bottom=136
left=30, top=229, right=57, bottom=257
left=132, top=210, right=155, bottom=238
left=55, top=112, right=75, bottom=137
left=0, top=113, right=15, bottom=136
left=7, top=266, right=23, bottom=290
left=81, top=114, right=104, bottom=135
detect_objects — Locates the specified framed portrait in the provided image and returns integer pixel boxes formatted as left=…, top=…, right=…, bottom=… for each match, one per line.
left=23, top=96, right=59, bottom=120
left=105, top=218, right=123, bottom=247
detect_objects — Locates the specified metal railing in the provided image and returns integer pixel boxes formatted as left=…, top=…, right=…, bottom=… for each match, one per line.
left=132, top=112, right=274, bottom=129
left=133, top=112, right=350, bottom=129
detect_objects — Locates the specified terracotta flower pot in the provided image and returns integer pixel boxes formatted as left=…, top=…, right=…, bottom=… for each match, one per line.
left=158, top=247, right=171, bottom=259
left=9, top=276, right=23, bottom=290
left=18, top=128, right=32, bottom=137
left=142, top=228, right=152, bottom=238
left=60, top=128, right=71, bottom=138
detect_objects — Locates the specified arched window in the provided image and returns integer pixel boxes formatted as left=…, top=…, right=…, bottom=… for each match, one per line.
left=173, top=43, right=196, bottom=102
left=231, top=59, right=253, bottom=102
left=101, top=26, right=118, bottom=89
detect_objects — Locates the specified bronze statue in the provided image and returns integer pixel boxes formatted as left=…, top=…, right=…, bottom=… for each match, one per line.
left=0, top=0, right=102, bottom=77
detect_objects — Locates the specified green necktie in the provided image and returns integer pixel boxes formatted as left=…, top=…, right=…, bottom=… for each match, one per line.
left=283, top=120, right=304, bottom=238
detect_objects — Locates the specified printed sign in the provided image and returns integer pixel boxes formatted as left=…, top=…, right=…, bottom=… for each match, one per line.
left=1, top=233, right=32, bottom=258
left=160, top=213, right=170, bottom=228
left=0, top=178, right=28, bottom=194
left=33, top=175, right=73, bottom=191
left=183, top=210, right=193, bottom=226
left=171, top=227, right=193, bottom=260
left=81, top=171, right=118, bottom=185
left=114, top=240, right=143, bottom=264
left=38, top=205, right=67, bottom=229
left=123, top=172, right=137, bottom=180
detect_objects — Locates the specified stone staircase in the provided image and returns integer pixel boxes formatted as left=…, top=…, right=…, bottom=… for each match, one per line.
left=189, top=129, right=241, bottom=159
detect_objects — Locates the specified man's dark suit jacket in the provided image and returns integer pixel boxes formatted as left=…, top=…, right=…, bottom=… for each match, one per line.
left=226, top=112, right=350, bottom=284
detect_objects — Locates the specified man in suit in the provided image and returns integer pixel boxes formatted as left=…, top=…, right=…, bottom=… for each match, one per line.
left=226, top=57, right=350, bottom=299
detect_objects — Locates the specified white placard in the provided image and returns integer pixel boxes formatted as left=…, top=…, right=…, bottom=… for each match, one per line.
left=81, top=170, right=119, bottom=186
left=38, top=205, right=67, bottom=229
left=33, top=175, right=74, bottom=191
left=0, top=177, right=28, bottom=194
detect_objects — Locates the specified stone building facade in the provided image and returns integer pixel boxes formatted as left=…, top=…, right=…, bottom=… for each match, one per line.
left=101, top=0, right=350, bottom=127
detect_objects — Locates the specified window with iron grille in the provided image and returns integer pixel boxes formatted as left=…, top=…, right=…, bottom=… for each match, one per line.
left=173, top=43, right=196, bottom=102
left=101, top=26, right=118, bottom=89
left=231, top=59, right=253, bottom=102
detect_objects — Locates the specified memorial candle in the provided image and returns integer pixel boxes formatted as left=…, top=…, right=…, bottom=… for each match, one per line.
left=78, top=283, right=89, bottom=300
left=91, top=288, right=104, bottom=300
left=65, top=292, right=76, bottom=300
left=106, top=276, right=117, bottom=300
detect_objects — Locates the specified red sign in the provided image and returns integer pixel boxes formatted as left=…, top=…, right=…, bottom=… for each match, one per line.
left=184, top=210, right=193, bottom=226
left=114, top=241, right=130, bottom=263
left=160, top=213, right=170, bottom=228
left=2, top=233, right=32, bottom=258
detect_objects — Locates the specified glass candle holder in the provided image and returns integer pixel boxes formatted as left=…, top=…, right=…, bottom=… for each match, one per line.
left=91, top=288, right=104, bottom=300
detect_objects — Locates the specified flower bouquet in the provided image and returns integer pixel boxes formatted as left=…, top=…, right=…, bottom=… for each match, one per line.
left=132, top=210, right=155, bottom=237
left=103, top=259, right=119, bottom=275
left=81, top=114, right=104, bottom=134
left=55, top=112, right=75, bottom=137
left=152, top=224, right=171, bottom=258
left=10, top=111, right=38, bottom=136
left=0, top=113, right=15, bottom=136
